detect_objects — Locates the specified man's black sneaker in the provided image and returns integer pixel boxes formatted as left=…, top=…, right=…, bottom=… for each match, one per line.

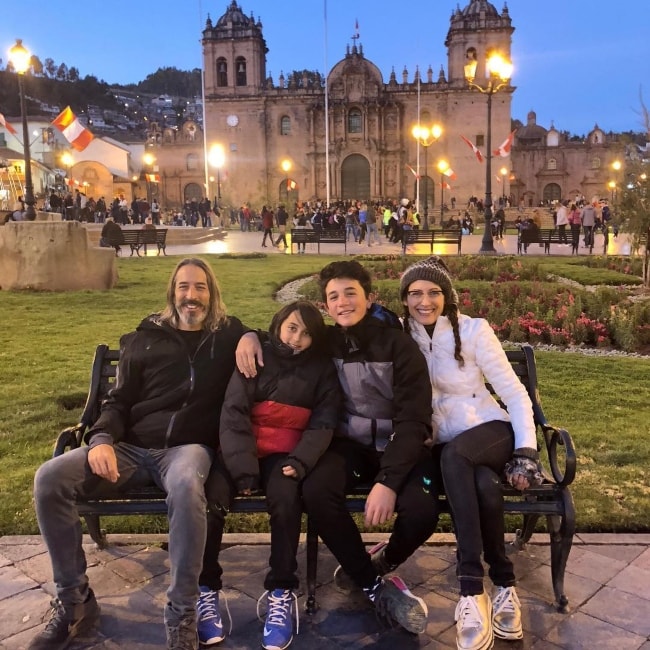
left=28, top=589, right=100, bottom=649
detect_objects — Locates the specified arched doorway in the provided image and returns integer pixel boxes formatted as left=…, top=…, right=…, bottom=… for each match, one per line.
left=341, top=154, right=370, bottom=201
left=184, top=182, right=203, bottom=203
left=543, top=182, right=561, bottom=204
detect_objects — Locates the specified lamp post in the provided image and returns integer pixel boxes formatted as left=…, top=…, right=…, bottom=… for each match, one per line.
left=209, top=144, right=225, bottom=211
left=411, top=124, right=442, bottom=231
left=611, top=159, right=622, bottom=210
left=607, top=180, right=616, bottom=204
left=143, top=152, right=155, bottom=207
left=437, top=159, right=449, bottom=226
left=60, top=150, right=73, bottom=190
left=465, top=51, right=512, bottom=253
left=281, top=158, right=292, bottom=203
left=9, top=39, right=36, bottom=221
left=499, top=166, right=508, bottom=206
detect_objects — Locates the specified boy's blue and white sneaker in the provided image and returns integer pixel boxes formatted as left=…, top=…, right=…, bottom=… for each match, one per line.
left=197, top=586, right=226, bottom=645
left=258, top=589, right=299, bottom=650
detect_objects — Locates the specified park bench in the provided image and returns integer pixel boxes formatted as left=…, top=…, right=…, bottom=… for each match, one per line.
left=431, top=228, right=463, bottom=254
left=402, top=229, right=434, bottom=253
left=105, top=229, right=168, bottom=256
left=53, top=343, right=576, bottom=614
left=290, top=228, right=346, bottom=253
left=518, top=228, right=584, bottom=255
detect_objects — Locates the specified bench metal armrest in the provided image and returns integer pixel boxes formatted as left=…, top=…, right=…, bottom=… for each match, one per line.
left=537, top=422, right=576, bottom=487
left=54, top=423, right=85, bottom=457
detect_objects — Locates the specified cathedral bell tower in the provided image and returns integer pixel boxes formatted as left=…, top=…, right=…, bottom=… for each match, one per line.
left=445, top=1, right=514, bottom=88
left=202, top=1, right=268, bottom=96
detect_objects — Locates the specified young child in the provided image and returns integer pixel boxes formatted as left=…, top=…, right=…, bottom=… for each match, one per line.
left=400, top=256, right=543, bottom=650
left=300, top=260, right=435, bottom=635
left=201, top=301, right=341, bottom=650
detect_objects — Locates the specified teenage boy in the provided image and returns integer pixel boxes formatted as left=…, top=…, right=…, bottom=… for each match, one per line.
left=300, top=260, right=437, bottom=634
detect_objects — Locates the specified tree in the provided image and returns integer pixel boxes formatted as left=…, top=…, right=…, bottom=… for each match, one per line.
left=68, top=66, right=80, bottom=82
left=30, top=55, right=44, bottom=76
left=44, top=58, right=56, bottom=79
left=56, top=63, right=68, bottom=81
left=619, top=166, right=650, bottom=286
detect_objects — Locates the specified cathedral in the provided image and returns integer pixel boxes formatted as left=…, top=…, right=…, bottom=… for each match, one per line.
left=147, top=0, right=623, bottom=214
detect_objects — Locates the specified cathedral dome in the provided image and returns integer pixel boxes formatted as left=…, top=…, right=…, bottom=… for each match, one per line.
left=461, top=0, right=499, bottom=17
left=216, top=1, right=253, bottom=28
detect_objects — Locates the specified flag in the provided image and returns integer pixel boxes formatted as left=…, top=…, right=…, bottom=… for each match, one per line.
left=51, top=106, right=94, bottom=151
left=287, top=179, right=296, bottom=190
left=460, top=135, right=484, bottom=163
left=406, top=164, right=420, bottom=180
left=441, top=181, right=452, bottom=190
left=493, top=130, right=516, bottom=157
left=0, top=113, right=17, bottom=135
left=442, top=167, right=457, bottom=181
left=145, top=173, right=160, bottom=183
left=495, top=175, right=502, bottom=183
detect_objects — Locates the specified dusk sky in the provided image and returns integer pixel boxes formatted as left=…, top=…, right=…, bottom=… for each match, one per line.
left=3, top=0, right=649, bottom=136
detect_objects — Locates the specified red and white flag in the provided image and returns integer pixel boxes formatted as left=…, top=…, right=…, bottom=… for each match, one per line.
left=145, top=173, right=160, bottom=183
left=460, top=135, right=484, bottom=163
left=442, top=167, right=457, bottom=181
left=51, top=106, right=94, bottom=151
left=287, top=179, right=296, bottom=190
left=493, top=130, right=516, bottom=158
left=406, top=164, right=420, bottom=180
left=0, top=113, right=17, bottom=135
left=441, top=180, right=452, bottom=190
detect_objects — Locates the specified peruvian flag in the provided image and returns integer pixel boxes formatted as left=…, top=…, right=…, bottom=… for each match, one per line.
left=406, top=164, right=420, bottom=180
left=146, top=173, right=160, bottom=183
left=287, top=179, right=296, bottom=190
left=0, top=113, right=17, bottom=135
left=441, top=180, right=452, bottom=190
left=442, top=167, right=457, bottom=181
left=52, top=106, right=94, bottom=151
left=460, top=135, right=484, bottom=163
left=493, top=130, right=516, bottom=157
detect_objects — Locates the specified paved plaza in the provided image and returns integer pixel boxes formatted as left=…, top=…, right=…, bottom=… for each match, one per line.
left=1, top=532, right=649, bottom=649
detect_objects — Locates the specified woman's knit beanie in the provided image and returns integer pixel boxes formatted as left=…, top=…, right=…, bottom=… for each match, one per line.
left=399, top=256, right=457, bottom=304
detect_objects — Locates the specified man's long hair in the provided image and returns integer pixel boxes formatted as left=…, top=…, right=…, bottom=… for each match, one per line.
left=159, top=257, right=228, bottom=331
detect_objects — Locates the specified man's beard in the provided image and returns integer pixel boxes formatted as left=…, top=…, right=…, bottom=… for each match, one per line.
left=177, top=300, right=208, bottom=328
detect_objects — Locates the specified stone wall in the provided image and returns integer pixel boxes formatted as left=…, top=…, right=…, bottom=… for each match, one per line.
left=0, top=221, right=117, bottom=291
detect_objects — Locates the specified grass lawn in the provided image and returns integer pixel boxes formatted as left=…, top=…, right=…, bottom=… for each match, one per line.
left=0, top=253, right=648, bottom=536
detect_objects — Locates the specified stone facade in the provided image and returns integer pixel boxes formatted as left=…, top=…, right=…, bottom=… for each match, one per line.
left=150, top=0, right=515, bottom=217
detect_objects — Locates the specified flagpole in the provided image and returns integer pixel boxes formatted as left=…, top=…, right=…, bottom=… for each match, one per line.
left=199, top=0, right=210, bottom=208
left=324, top=0, right=330, bottom=208
left=416, top=71, right=421, bottom=215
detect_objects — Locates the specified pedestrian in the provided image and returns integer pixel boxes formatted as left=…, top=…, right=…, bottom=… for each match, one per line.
left=260, top=205, right=274, bottom=247
left=399, top=256, right=543, bottom=650
left=203, top=301, right=341, bottom=649
left=273, top=204, right=288, bottom=248
left=28, top=258, right=261, bottom=650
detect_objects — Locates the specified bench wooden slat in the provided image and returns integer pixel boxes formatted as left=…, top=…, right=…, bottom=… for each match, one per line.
left=290, top=229, right=346, bottom=253
left=55, top=343, right=576, bottom=613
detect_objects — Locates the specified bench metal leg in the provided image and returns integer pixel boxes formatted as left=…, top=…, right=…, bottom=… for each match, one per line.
left=305, top=516, right=319, bottom=614
left=546, top=490, right=575, bottom=613
left=83, top=514, right=108, bottom=548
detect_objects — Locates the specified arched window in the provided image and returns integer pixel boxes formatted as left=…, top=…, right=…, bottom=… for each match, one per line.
left=217, top=58, right=228, bottom=87
left=186, top=154, right=200, bottom=171
left=547, top=158, right=557, bottom=170
left=236, top=57, right=247, bottom=86
left=348, top=108, right=362, bottom=134
left=280, top=116, right=291, bottom=136
left=591, top=157, right=601, bottom=169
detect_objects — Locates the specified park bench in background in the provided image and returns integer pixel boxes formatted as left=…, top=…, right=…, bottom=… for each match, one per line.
left=54, top=343, right=575, bottom=614
left=402, top=229, right=434, bottom=253
left=106, top=228, right=168, bottom=257
left=518, top=228, right=584, bottom=255
left=431, top=228, right=463, bottom=254
left=290, top=228, right=346, bottom=254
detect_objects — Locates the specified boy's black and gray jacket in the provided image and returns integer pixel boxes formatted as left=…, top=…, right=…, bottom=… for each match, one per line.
left=328, top=305, right=433, bottom=493
left=85, top=314, right=248, bottom=450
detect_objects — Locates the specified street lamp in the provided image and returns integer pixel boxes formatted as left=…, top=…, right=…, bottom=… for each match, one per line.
left=8, top=39, right=36, bottom=220
left=499, top=166, right=508, bottom=205
left=208, top=144, right=225, bottom=211
left=607, top=180, right=616, bottom=204
left=611, top=159, right=622, bottom=209
left=411, top=123, right=442, bottom=231
left=281, top=158, right=292, bottom=203
left=437, top=159, right=449, bottom=226
left=143, top=152, right=155, bottom=206
left=465, top=50, right=512, bottom=253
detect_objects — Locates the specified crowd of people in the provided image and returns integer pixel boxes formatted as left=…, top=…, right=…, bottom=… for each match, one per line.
left=29, top=256, right=545, bottom=650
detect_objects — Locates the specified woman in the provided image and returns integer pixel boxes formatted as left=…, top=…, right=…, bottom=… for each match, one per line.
left=399, top=256, right=542, bottom=650
left=200, top=301, right=341, bottom=650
